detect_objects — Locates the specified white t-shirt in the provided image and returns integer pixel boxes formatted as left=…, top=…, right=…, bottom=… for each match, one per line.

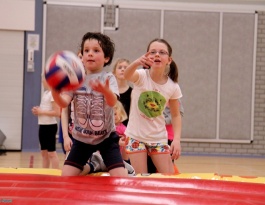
left=38, top=90, right=58, bottom=125
left=125, top=69, right=182, bottom=143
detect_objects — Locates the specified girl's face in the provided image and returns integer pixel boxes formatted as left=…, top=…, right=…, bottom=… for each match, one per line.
left=114, top=61, right=129, bottom=80
left=82, top=39, right=109, bottom=73
left=114, top=109, right=121, bottom=124
left=148, top=41, right=171, bottom=69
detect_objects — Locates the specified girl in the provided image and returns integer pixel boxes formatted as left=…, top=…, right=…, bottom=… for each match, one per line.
left=114, top=100, right=129, bottom=162
left=124, top=38, right=182, bottom=174
left=31, top=75, right=60, bottom=169
left=112, top=58, right=132, bottom=126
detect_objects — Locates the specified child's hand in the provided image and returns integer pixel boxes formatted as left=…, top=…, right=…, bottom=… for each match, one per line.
left=118, top=134, right=126, bottom=146
left=137, top=52, right=153, bottom=69
left=89, top=78, right=110, bottom=94
left=31, top=106, right=40, bottom=116
left=63, top=136, right=73, bottom=152
left=170, top=139, right=181, bottom=160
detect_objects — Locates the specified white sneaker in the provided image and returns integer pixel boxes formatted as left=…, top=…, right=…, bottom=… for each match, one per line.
left=124, top=161, right=136, bottom=176
left=90, top=152, right=107, bottom=172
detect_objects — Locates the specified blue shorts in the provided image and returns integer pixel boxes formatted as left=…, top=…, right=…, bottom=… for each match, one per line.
left=65, top=132, right=124, bottom=171
left=125, top=137, right=170, bottom=155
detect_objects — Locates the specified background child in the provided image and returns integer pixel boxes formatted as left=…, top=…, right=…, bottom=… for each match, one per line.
left=31, top=75, right=60, bottom=169
left=114, top=100, right=130, bottom=164
left=51, top=32, right=127, bottom=177
left=112, top=58, right=132, bottom=126
left=124, top=38, right=182, bottom=174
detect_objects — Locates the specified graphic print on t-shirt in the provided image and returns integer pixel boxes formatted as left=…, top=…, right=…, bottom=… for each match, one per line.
left=138, top=91, right=166, bottom=118
left=74, top=86, right=106, bottom=137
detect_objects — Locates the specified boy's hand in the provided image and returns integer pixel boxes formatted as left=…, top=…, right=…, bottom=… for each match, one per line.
left=89, top=78, right=110, bottom=94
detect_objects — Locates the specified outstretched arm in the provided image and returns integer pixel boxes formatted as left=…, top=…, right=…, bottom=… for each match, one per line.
left=50, top=89, right=72, bottom=108
left=124, top=52, right=153, bottom=83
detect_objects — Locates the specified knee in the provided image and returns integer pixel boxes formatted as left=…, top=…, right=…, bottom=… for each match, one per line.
left=48, top=151, right=57, bottom=158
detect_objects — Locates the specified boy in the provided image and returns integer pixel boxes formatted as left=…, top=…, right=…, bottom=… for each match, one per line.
left=51, top=32, right=127, bottom=177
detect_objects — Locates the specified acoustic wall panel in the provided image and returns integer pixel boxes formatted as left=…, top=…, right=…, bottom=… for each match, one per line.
left=0, top=30, right=24, bottom=150
left=164, top=11, right=220, bottom=139
left=45, top=4, right=101, bottom=59
left=105, top=8, right=161, bottom=66
left=219, top=13, right=255, bottom=140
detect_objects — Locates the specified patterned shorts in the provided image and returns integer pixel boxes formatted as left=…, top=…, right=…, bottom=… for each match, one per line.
left=125, top=137, right=170, bottom=155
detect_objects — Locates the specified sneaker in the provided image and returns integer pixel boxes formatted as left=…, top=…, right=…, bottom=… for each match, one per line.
left=89, top=94, right=105, bottom=131
left=124, top=161, right=136, bottom=176
left=90, top=152, right=107, bottom=172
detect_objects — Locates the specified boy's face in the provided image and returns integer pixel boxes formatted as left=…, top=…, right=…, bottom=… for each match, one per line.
left=82, top=39, right=110, bottom=73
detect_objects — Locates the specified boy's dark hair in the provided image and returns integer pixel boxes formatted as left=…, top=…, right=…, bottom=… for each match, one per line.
left=80, top=32, right=115, bottom=67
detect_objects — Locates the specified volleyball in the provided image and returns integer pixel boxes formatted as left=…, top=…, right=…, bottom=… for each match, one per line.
left=45, top=50, right=85, bottom=91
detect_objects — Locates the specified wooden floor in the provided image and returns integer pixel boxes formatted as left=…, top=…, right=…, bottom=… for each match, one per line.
left=0, top=150, right=264, bottom=177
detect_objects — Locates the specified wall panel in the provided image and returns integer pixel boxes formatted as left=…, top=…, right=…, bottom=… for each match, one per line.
left=164, top=11, right=220, bottom=140
left=0, top=30, right=24, bottom=150
left=45, top=4, right=101, bottom=58
left=219, top=13, right=255, bottom=140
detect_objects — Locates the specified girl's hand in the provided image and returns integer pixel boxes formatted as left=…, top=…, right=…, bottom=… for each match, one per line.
left=170, top=139, right=181, bottom=160
left=137, top=52, right=153, bottom=69
left=31, top=106, right=40, bottom=116
left=118, top=134, right=126, bottom=146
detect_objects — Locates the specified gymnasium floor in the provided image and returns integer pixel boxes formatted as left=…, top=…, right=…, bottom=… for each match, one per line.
left=0, top=150, right=264, bottom=177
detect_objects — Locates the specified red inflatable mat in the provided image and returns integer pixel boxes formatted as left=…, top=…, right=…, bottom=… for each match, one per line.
left=0, top=173, right=265, bottom=205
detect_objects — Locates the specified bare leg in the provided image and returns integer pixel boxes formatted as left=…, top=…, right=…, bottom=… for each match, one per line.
left=48, top=151, right=60, bottom=169
left=41, top=150, right=49, bottom=168
left=127, top=152, right=148, bottom=174
left=61, top=165, right=82, bottom=176
left=80, top=164, right=91, bottom=176
left=108, top=167, right=128, bottom=177
left=151, top=153, right=174, bottom=173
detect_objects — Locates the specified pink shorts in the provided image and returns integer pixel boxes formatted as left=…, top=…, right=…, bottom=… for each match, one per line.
left=125, top=137, right=170, bottom=155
